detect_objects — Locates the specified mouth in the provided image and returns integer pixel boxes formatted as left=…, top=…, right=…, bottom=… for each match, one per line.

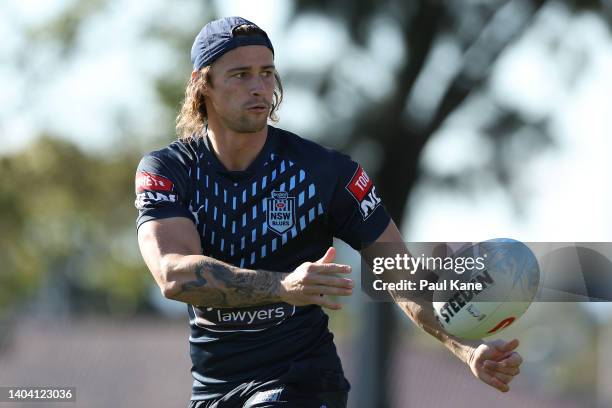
left=245, top=104, right=269, bottom=113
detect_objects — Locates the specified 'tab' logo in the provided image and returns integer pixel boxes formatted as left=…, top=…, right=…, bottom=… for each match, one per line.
left=267, top=190, right=295, bottom=235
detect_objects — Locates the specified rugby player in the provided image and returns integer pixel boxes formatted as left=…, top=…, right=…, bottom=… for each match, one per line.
left=135, top=16, right=522, bottom=407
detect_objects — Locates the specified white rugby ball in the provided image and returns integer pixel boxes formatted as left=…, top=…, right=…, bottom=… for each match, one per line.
left=432, top=239, right=540, bottom=339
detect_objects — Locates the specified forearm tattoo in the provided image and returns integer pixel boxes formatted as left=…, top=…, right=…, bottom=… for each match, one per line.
left=181, top=263, right=208, bottom=291
left=177, top=258, right=281, bottom=308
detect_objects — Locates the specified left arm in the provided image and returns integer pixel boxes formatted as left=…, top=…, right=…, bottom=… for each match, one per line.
left=360, top=220, right=523, bottom=393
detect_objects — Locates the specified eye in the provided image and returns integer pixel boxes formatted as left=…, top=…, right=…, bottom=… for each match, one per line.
left=232, top=72, right=247, bottom=79
left=261, top=70, right=272, bottom=77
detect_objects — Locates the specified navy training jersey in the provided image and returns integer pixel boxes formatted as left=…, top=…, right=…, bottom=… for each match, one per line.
left=134, top=126, right=391, bottom=400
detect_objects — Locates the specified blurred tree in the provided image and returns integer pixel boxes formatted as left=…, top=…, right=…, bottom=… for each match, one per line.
left=0, top=136, right=150, bottom=317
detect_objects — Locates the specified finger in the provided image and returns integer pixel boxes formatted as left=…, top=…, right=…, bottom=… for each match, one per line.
left=498, top=352, right=523, bottom=367
left=484, top=367, right=515, bottom=385
left=310, top=263, right=352, bottom=274
left=496, top=338, right=519, bottom=354
left=484, top=360, right=520, bottom=376
left=306, top=285, right=353, bottom=297
left=310, top=295, right=342, bottom=310
left=316, top=247, right=336, bottom=264
left=478, top=370, right=510, bottom=393
left=305, top=275, right=354, bottom=289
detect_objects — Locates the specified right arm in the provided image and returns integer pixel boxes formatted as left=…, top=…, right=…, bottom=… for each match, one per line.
left=137, top=217, right=353, bottom=309
left=361, top=220, right=522, bottom=393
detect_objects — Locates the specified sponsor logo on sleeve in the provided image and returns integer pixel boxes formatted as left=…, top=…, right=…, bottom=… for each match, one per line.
left=135, top=191, right=177, bottom=209
left=345, top=165, right=382, bottom=219
left=135, top=172, right=174, bottom=193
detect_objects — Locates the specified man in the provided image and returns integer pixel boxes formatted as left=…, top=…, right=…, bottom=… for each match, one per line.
left=135, top=16, right=522, bottom=408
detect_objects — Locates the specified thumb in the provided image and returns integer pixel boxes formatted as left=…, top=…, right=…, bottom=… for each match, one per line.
left=316, top=247, right=336, bottom=264
left=496, top=338, right=519, bottom=353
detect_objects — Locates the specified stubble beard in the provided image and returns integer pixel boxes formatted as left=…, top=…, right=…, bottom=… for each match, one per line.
left=225, top=111, right=269, bottom=134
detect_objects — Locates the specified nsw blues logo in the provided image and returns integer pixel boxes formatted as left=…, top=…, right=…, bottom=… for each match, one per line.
left=267, top=190, right=295, bottom=235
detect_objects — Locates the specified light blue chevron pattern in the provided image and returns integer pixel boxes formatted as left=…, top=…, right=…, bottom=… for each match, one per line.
left=191, top=153, right=325, bottom=268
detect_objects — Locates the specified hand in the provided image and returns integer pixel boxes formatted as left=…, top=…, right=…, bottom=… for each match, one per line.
left=468, top=338, right=523, bottom=393
left=280, top=247, right=353, bottom=310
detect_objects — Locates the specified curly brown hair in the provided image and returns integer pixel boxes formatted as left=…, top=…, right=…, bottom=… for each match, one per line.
left=176, top=25, right=283, bottom=141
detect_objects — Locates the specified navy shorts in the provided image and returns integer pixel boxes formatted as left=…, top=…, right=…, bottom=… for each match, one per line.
left=189, top=356, right=350, bottom=408
left=188, top=384, right=348, bottom=408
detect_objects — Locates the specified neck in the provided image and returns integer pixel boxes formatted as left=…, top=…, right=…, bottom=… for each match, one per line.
left=206, top=123, right=269, bottom=172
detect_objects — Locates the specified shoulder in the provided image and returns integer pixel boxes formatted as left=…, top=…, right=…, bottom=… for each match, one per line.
left=140, top=139, right=201, bottom=168
left=135, top=139, right=205, bottom=198
left=138, top=140, right=202, bottom=172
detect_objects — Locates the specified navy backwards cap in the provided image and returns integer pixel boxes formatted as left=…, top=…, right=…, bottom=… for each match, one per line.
left=191, top=16, right=274, bottom=72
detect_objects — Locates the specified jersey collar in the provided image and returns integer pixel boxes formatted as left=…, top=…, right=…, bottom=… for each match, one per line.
left=202, top=125, right=277, bottom=181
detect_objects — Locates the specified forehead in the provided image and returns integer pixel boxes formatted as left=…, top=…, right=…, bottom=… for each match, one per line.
left=211, top=45, right=274, bottom=71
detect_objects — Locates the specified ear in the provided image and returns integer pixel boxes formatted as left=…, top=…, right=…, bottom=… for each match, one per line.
left=191, top=71, right=207, bottom=97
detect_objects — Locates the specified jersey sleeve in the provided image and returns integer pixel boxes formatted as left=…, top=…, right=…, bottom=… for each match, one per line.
left=135, top=149, right=195, bottom=230
left=328, top=155, right=391, bottom=250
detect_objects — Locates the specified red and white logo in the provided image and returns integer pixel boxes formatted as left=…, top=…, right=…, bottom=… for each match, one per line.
left=135, top=172, right=174, bottom=193
left=345, top=165, right=382, bottom=219
left=347, top=165, right=372, bottom=201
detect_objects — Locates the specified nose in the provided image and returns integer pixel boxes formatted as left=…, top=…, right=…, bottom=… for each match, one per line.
left=249, top=75, right=265, bottom=97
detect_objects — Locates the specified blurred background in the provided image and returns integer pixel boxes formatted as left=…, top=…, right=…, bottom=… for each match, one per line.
left=1, top=0, right=612, bottom=407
